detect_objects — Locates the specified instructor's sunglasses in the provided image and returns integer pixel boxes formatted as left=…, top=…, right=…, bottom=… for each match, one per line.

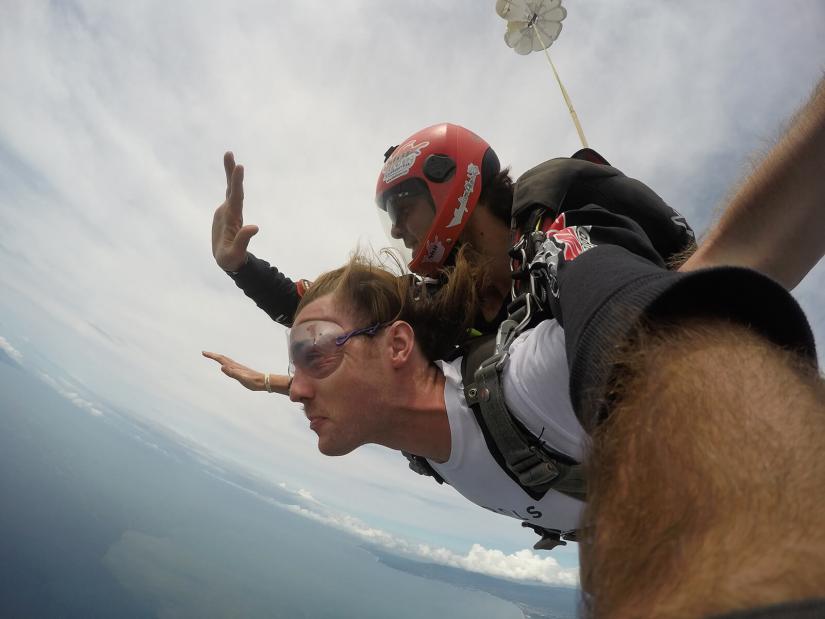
left=287, top=320, right=388, bottom=379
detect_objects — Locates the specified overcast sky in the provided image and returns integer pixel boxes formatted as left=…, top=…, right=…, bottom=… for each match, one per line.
left=1, top=0, right=824, bottom=584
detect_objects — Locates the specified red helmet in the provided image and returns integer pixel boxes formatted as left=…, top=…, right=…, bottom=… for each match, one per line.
left=375, top=123, right=500, bottom=275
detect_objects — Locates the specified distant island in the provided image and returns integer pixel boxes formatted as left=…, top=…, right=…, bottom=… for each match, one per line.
left=366, top=546, right=579, bottom=619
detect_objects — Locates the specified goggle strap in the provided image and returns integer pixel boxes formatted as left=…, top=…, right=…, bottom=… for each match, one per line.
left=334, top=322, right=385, bottom=346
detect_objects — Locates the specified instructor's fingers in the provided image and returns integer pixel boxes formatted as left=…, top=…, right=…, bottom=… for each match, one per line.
left=227, top=164, right=245, bottom=215
left=233, top=225, right=259, bottom=251
left=224, top=151, right=235, bottom=198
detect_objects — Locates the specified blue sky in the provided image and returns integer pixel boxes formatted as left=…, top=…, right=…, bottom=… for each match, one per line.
left=1, top=0, right=823, bottom=585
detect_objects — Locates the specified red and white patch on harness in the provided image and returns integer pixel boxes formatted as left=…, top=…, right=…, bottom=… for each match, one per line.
left=545, top=213, right=594, bottom=260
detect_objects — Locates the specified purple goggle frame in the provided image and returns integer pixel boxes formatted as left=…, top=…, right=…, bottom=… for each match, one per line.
left=287, top=320, right=387, bottom=379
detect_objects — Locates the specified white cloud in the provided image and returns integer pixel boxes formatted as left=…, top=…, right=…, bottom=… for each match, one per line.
left=283, top=498, right=579, bottom=587
left=420, top=543, right=578, bottom=587
left=296, top=488, right=321, bottom=504
left=203, top=473, right=577, bottom=585
left=38, top=371, right=105, bottom=417
left=0, top=336, right=23, bottom=362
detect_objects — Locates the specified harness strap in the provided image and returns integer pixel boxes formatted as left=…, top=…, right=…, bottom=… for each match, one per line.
left=510, top=208, right=549, bottom=301
left=473, top=357, right=559, bottom=487
left=467, top=358, right=586, bottom=502
left=402, top=451, right=446, bottom=485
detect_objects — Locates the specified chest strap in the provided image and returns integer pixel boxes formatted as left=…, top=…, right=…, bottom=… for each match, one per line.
left=461, top=305, right=587, bottom=503
left=465, top=352, right=586, bottom=503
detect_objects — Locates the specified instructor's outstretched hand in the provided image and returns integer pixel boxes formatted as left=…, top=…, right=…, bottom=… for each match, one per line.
left=212, top=151, right=259, bottom=272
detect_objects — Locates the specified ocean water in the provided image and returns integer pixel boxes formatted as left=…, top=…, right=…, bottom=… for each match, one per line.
left=0, top=360, right=524, bottom=619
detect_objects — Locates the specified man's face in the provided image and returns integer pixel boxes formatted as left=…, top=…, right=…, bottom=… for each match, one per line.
left=388, top=194, right=435, bottom=258
left=288, top=294, right=388, bottom=456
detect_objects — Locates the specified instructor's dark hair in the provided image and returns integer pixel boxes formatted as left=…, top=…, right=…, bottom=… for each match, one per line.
left=479, top=167, right=515, bottom=227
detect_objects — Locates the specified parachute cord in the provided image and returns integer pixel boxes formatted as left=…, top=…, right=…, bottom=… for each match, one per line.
left=532, top=25, right=588, bottom=149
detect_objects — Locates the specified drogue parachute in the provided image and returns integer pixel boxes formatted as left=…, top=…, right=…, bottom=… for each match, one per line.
left=495, top=0, right=588, bottom=148
left=496, top=0, right=566, bottom=54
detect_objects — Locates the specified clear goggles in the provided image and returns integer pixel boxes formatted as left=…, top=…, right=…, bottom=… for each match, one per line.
left=287, top=320, right=387, bottom=380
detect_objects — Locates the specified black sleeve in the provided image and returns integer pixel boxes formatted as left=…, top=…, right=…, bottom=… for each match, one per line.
left=530, top=208, right=817, bottom=432
left=226, top=252, right=301, bottom=327
left=560, top=172, right=695, bottom=262
left=512, top=157, right=696, bottom=267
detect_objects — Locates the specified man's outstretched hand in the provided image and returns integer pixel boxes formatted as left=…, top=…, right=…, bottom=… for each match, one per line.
left=212, top=151, right=259, bottom=272
left=202, top=351, right=292, bottom=396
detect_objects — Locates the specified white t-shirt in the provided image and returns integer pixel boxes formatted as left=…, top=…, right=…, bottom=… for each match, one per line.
left=430, top=319, right=587, bottom=533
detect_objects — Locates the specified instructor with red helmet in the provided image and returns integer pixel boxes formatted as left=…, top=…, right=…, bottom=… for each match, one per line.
left=212, top=122, right=694, bottom=334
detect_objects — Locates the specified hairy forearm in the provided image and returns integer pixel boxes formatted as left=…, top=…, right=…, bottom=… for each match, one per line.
left=581, top=319, right=825, bottom=618
left=682, top=77, right=825, bottom=288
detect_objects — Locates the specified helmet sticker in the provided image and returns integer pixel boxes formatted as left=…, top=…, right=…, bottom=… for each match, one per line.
left=382, top=140, right=430, bottom=184
left=446, top=163, right=480, bottom=228
left=422, top=236, right=446, bottom=264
